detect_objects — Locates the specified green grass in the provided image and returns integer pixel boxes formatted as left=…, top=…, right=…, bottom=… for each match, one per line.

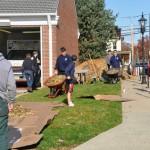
left=16, top=82, right=122, bottom=150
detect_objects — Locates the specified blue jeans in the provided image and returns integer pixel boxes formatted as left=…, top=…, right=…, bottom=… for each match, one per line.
left=23, top=70, right=34, bottom=88
left=0, top=97, right=8, bottom=150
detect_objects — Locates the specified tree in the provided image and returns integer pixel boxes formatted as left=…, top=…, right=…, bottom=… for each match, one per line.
left=135, top=35, right=150, bottom=60
left=121, top=42, right=131, bottom=51
left=75, top=0, right=116, bottom=62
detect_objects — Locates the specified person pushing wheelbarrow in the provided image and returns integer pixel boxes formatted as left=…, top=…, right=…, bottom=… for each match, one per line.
left=108, top=50, right=122, bottom=84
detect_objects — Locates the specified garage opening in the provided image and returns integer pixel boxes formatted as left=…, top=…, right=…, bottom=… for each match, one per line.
left=0, top=27, right=41, bottom=87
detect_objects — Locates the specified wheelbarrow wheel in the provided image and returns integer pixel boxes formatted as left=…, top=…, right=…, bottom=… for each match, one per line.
left=50, top=88, right=56, bottom=96
left=110, top=77, right=118, bottom=84
left=112, top=77, right=118, bottom=84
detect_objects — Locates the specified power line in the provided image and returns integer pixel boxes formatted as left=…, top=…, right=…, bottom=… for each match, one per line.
left=121, top=26, right=150, bottom=32
left=121, top=30, right=149, bottom=36
left=118, top=13, right=149, bottom=19
left=117, top=13, right=150, bottom=29
left=120, top=25, right=140, bottom=28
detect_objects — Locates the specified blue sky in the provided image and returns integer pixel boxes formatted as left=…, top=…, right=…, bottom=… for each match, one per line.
left=105, top=0, right=150, bottom=43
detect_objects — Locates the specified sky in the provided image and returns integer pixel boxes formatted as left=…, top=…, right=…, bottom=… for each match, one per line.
left=105, top=0, right=150, bottom=43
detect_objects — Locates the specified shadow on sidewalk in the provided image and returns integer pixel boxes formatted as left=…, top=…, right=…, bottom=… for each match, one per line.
left=136, top=93, right=150, bottom=99
left=133, top=87, right=149, bottom=93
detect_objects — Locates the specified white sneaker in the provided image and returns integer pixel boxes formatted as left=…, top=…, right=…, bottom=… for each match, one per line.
left=69, top=102, right=74, bottom=107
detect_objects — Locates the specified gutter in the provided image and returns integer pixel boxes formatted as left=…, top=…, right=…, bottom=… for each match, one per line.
left=0, top=13, right=56, bottom=17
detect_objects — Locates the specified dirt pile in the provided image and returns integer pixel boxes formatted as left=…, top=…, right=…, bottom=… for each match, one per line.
left=120, top=69, right=132, bottom=79
left=75, top=58, right=107, bottom=82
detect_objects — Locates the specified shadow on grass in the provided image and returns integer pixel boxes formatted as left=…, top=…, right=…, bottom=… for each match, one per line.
left=62, top=98, right=68, bottom=105
left=77, top=95, right=94, bottom=99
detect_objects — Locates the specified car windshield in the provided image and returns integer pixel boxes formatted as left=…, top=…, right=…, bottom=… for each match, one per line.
left=7, top=50, right=34, bottom=60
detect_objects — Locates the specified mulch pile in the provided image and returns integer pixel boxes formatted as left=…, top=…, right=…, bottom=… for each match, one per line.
left=9, top=104, right=35, bottom=118
left=44, top=75, right=66, bottom=87
left=75, top=58, right=106, bottom=82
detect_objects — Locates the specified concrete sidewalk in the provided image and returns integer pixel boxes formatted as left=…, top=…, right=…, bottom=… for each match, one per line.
left=73, top=79, right=150, bottom=150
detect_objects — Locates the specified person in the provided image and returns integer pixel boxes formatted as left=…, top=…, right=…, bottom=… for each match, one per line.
left=65, top=54, right=77, bottom=107
left=31, top=51, right=41, bottom=90
left=145, top=59, right=150, bottom=76
left=55, top=47, right=71, bottom=75
left=110, top=50, right=122, bottom=68
left=22, top=53, right=34, bottom=92
left=0, top=52, right=16, bottom=150
left=105, top=50, right=112, bottom=70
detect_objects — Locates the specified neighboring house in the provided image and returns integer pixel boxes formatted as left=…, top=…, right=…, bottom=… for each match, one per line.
left=0, top=0, right=79, bottom=86
left=107, top=26, right=122, bottom=51
left=108, top=38, right=122, bottom=51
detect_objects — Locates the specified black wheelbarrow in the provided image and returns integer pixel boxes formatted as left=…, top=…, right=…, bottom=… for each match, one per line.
left=106, top=68, right=121, bottom=84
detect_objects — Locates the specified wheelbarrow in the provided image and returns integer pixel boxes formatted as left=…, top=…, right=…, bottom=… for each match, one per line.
left=44, top=75, right=66, bottom=98
left=106, top=68, right=121, bottom=84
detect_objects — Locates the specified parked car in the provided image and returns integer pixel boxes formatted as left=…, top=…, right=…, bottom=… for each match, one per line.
left=127, top=62, right=148, bottom=75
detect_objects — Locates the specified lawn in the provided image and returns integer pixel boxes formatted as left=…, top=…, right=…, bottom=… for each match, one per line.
left=16, top=82, right=122, bottom=150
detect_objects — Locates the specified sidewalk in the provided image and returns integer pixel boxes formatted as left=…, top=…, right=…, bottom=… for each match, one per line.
left=73, top=79, right=150, bottom=150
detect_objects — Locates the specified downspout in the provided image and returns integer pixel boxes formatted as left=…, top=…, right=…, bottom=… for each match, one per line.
left=47, top=14, right=53, bottom=76
left=40, top=26, right=43, bottom=86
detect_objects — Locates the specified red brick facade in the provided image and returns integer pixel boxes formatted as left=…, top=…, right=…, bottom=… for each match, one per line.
left=53, top=0, right=79, bottom=63
left=41, top=25, right=49, bottom=83
left=42, top=0, right=79, bottom=84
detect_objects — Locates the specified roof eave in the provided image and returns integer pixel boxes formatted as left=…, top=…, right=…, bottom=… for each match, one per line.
left=0, top=13, right=56, bottom=17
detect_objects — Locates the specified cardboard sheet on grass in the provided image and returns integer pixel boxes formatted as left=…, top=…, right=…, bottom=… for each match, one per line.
left=8, top=101, right=64, bottom=149
left=80, top=95, right=133, bottom=102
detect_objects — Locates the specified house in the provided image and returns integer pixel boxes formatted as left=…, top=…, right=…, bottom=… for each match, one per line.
left=0, top=0, right=79, bottom=86
left=107, top=26, right=122, bottom=52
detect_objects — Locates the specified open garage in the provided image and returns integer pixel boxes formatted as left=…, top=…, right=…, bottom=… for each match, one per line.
left=0, top=27, right=40, bottom=57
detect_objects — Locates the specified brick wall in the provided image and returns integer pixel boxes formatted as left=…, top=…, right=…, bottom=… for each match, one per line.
left=52, top=0, right=79, bottom=71
left=41, top=25, right=49, bottom=83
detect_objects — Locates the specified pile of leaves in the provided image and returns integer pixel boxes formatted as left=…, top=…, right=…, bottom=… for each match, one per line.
left=45, top=75, right=66, bottom=87
left=9, top=104, right=34, bottom=118
left=106, top=69, right=119, bottom=75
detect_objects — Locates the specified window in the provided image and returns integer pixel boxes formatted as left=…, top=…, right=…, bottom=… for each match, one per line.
left=113, top=41, right=117, bottom=50
left=7, top=50, right=35, bottom=60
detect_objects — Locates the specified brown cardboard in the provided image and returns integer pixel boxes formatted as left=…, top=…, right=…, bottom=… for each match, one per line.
left=94, top=95, right=134, bottom=102
left=9, top=134, right=42, bottom=149
left=94, top=94, right=122, bottom=101
left=7, top=101, right=64, bottom=149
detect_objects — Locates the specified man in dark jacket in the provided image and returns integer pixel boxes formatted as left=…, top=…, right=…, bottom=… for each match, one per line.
left=110, top=50, right=122, bottom=68
left=22, top=53, right=34, bottom=92
left=0, top=52, right=16, bottom=150
left=31, top=51, right=41, bottom=90
left=55, top=47, right=71, bottom=75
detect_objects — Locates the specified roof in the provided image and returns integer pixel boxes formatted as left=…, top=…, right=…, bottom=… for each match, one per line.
left=0, top=0, right=60, bottom=14
left=117, top=51, right=131, bottom=54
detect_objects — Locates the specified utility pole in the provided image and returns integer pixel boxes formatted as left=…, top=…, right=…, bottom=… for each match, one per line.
left=148, top=14, right=150, bottom=88
left=131, top=25, right=134, bottom=65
